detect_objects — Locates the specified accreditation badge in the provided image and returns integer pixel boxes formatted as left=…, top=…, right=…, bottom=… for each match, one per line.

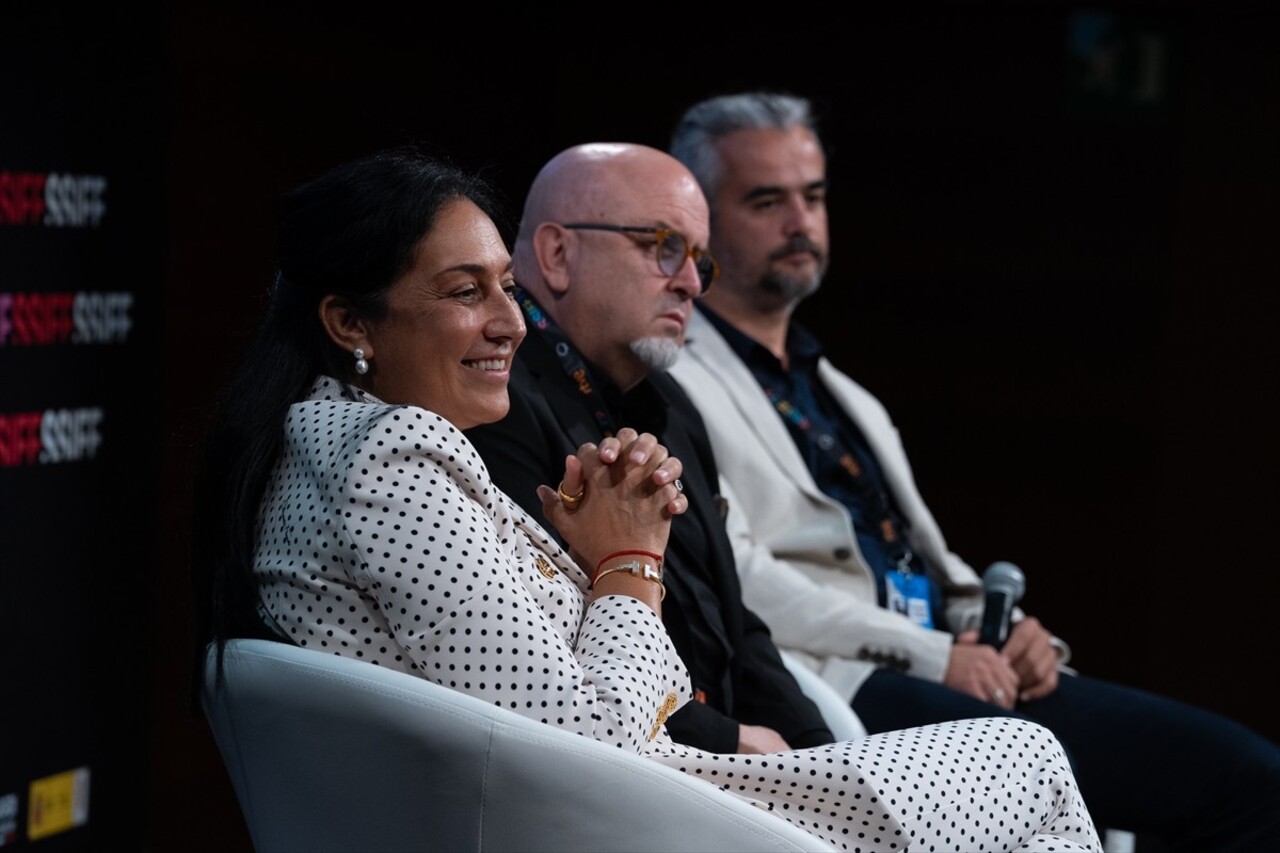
left=886, top=569, right=934, bottom=629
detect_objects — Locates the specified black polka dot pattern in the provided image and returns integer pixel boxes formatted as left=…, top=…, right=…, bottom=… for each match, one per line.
left=253, top=376, right=1101, bottom=851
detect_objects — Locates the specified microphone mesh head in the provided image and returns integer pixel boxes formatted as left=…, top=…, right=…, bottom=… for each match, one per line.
left=984, top=561, right=1026, bottom=599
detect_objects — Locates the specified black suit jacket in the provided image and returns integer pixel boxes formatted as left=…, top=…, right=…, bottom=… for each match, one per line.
left=465, top=319, right=832, bottom=753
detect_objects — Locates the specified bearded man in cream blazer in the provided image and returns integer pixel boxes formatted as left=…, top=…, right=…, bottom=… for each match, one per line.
left=665, top=89, right=1280, bottom=852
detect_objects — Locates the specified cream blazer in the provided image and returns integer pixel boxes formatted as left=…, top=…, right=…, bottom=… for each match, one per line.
left=669, top=309, right=1059, bottom=701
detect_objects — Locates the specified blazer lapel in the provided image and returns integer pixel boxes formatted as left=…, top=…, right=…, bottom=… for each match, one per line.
left=683, top=310, right=828, bottom=503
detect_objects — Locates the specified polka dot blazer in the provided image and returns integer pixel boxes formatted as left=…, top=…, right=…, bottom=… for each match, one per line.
left=253, top=377, right=1100, bottom=852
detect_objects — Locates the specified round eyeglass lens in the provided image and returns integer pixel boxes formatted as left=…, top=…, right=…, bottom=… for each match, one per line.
left=656, top=231, right=688, bottom=277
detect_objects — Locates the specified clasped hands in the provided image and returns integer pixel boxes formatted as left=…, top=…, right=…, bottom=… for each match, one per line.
left=536, top=427, right=687, bottom=574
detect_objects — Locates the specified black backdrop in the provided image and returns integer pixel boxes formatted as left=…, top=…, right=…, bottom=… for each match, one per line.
left=1, top=6, right=165, bottom=850
left=4, top=2, right=1277, bottom=850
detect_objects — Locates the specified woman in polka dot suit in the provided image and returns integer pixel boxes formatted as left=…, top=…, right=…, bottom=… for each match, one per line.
left=192, top=146, right=1101, bottom=852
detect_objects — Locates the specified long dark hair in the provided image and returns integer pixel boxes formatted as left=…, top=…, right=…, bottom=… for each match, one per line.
left=190, top=145, right=508, bottom=701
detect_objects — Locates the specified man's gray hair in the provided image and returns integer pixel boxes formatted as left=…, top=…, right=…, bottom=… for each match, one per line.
left=669, top=92, right=819, bottom=201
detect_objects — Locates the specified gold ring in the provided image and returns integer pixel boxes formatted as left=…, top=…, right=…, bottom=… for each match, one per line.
left=557, top=481, right=585, bottom=506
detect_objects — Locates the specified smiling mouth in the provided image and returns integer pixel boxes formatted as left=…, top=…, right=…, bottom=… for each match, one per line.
left=463, top=358, right=508, bottom=371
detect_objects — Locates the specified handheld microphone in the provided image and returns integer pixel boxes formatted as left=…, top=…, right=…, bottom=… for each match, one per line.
left=978, top=561, right=1025, bottom=650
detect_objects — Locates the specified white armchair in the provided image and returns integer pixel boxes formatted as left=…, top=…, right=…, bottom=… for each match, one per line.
left=201, top=638, right=836, bottom=852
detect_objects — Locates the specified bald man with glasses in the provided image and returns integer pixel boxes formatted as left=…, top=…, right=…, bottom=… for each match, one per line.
left=465, top=142, right=834, bottom=754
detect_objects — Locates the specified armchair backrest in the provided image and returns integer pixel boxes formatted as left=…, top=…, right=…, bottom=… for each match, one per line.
left=201, top=638, right=836, bottom=852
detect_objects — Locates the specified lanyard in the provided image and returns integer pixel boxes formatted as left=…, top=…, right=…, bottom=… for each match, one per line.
left=763, top=385, right=915, bottom=571
left=516, top=290, right=618, bottom=437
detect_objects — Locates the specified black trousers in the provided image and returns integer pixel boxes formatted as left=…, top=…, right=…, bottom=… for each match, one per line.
left=852, top=668, right=1280, bottom=852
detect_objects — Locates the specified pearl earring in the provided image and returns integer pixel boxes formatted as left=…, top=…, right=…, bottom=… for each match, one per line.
left=353, top=347, right=369, bottom=375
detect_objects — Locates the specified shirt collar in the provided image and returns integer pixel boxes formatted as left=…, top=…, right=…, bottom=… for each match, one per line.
left=695, top=302, right=824, bottom=375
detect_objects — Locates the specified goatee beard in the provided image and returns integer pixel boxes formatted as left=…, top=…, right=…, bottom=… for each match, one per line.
left=630, top=337, right=681, bottom=372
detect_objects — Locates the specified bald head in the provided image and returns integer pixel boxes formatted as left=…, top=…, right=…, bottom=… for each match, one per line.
left=515, top=143, right=706, bottom=277
left=514, top=142, right=711, bottom=390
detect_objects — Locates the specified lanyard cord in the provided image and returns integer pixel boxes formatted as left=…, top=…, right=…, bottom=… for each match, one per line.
left=763, top=385, right=914, bottom=570
left=516, top=290, right=618, bottom=437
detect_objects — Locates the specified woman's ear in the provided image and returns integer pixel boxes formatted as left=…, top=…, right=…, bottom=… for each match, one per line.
left=318, top=295, right=370, bottom=356
left=533, top=222, right=571, bottom=296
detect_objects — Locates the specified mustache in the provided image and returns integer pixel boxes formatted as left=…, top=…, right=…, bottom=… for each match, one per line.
left=769, top=236, right=825, bottom=263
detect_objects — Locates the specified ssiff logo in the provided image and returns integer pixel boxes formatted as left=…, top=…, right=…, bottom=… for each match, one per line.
left=0, top=171, right=107, bottom=228
left=0, top=292, right=133, bottom=346
left=0, top=407, right=104, bottom=467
